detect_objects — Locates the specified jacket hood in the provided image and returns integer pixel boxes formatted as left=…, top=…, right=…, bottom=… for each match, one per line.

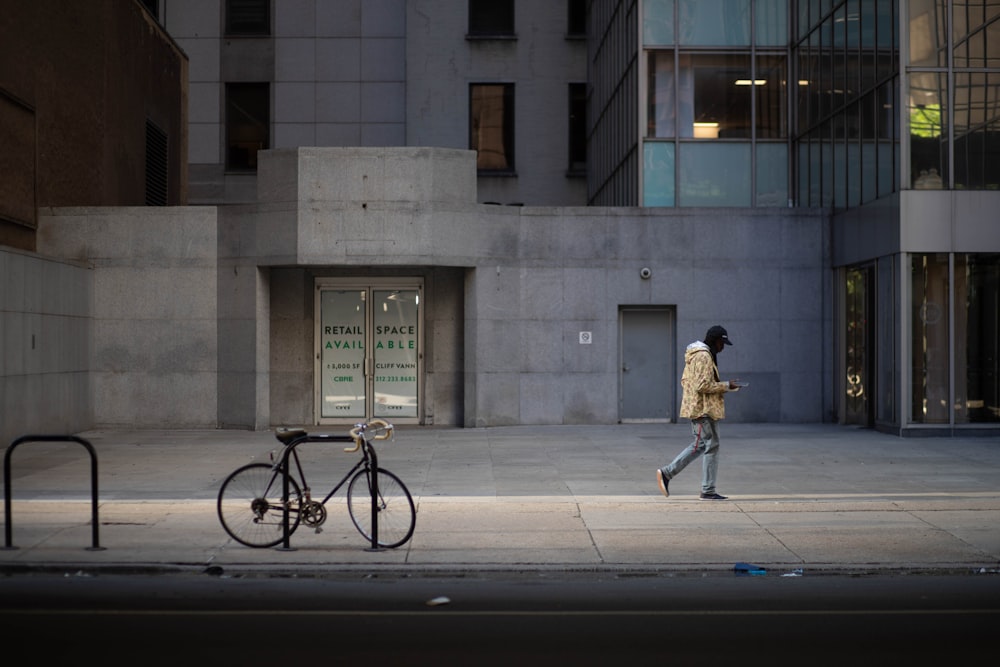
left=685, top=340, right=711, bottom=362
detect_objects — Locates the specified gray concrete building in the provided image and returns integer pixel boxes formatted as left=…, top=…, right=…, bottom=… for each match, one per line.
left=2, top=1, right=998, bottom=443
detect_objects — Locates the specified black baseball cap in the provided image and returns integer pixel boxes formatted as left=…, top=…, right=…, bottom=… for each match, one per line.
left=705, top=325, right=733, bottom=345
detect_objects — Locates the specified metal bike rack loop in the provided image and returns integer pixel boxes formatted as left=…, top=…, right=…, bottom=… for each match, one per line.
left=4, top=434, right=106, bottom=551
left=277, top=433, right=381, bottom=552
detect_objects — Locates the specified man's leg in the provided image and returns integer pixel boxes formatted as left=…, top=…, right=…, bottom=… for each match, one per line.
left=662, top=418, right=707, bottom=480
left=699, top=418, right=721, bottom=495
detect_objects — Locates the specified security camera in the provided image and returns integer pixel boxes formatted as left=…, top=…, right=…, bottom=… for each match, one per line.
left=640, top=267, right=652, bottom=280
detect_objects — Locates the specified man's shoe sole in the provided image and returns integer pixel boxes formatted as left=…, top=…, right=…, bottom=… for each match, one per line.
left=657, top=471, right=670, bottom=498
left=699, top=494, right=728, bottom=501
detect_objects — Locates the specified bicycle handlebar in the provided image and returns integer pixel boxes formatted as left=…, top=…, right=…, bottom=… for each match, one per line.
left=345, top=419, right=394, bottom=453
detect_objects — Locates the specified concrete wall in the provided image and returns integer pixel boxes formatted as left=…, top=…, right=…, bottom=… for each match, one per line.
left=12, top=148, right=831, bottom=432
left=36, top=207, right=219, bottom=429
left=0, top=247, right=91, bottom=445
left=461, top=206, right=831, bottom=426
left=252, top=148, right=831, bottom=427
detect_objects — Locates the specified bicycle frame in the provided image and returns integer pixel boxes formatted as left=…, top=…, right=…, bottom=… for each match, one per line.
left=273, top=430, right=384, bottom=551
left=277, top=438, right=369, bottom=507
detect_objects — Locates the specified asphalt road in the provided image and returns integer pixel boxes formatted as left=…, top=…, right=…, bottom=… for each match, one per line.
left=2, top=570, right=997, bottom=665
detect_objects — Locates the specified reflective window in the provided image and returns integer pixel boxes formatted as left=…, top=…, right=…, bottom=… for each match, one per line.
left=878, top=80, right=898, bottom=197
left=910, top=253, right=951, bottom=424
left=644, top=0, right=675, bottom=45
left=678, top=142, right=751, bottom=206
left=952, top=0, right=1000, bottom=58
left=953, top=72, right=1000, bottom=189
left=755, top=143, right=788, bottom=206
left=755, top=0, right=788, bottom=45
left=876, top=256, right=896, bottom=425
left=756, top=55, right=788, bottom=137
left=845, top=266, right=871, bottom=425
left=470, top=84, right=515, bottom=172
left=908, top=0, right=947, bottom=67
left=643, top=142, right=675, bottom=206
left=647, top=51, right=676, bottom=137
left=955, top=254, right=1000, bottom=424
left=679, top=0, right=750, bottom=45
left=909, top=71, right=947, bottom=189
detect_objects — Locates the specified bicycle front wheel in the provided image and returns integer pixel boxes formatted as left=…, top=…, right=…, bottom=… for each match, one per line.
left=347, top=467, right=416, bottom=548
left=217, top=463, right=302, bottom=548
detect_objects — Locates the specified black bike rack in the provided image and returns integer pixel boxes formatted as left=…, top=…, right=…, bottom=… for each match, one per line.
left=3, top=435, right=106, bottom=551
left=277, top=434, right=382, bottom=552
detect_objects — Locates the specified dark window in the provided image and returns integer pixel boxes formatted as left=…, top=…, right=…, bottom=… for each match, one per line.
left=145, top=120, right=168, bottom=206
left=568, top=83, right=587, bottom=173
left=139, top=0, right=159, bottom=20
left=226, top=83, right=269, bottom=171
left=567, top=0, right=587, bottom=37
left=226, top=0, right=270, bottom=36
left=470, top=83, right=515, bottom=172
left=468, top=0, right=514, bottom=37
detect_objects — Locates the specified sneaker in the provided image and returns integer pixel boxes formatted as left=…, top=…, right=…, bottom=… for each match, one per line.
left=700, top=492, right=729, bottom=501
left=657, top=470, right=670, bottom=498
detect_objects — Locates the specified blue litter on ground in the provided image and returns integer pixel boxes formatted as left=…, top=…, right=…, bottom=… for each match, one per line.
left=734, top=562, right=767, bottom=576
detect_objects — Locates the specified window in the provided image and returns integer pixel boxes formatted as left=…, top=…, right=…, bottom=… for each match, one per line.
left=953, top=72, right=1000, bottom=190
left=955, top=254, right=1000, bottom=424
left=226, top=0, right=270, bottom=36
left=470, top=84, right=515, bottom=172
left=139, top=0, right=158, bottom=20
left=468, top=0, right=514, bottom=37
left=226, top=83, right=269, bottom=171
left=909, top=72, right=947, bottom=189
left=145, top=120, right=168, bottom=206
left=568, top=83, right=587, bottom=173
left=644, top=0, right=675, bottom=45
left=910, top=253, right=950, bottom=424
left=679, top=0, right=750, bottom=46
left=678, top=142, right=751, bottom=206
left=0, top=91, right=36, bottom=228
left=568, top=0, right=587, bottom=37
left=643, top=142, right=675, bottom=206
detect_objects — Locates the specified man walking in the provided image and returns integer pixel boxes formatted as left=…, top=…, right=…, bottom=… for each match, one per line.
left=657, top=325, right=741, bottom=501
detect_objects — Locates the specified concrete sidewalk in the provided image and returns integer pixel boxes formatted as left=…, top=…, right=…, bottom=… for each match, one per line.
left=2, top=423, right=999, bottom=575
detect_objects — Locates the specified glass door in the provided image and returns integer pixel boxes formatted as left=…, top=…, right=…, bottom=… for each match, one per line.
left=315, top=279, right=423, bottom=424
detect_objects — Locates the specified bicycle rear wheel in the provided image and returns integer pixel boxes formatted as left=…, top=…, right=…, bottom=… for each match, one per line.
left=217, top=463, right=302, bottom=548
left=347, top=467, right=416, bottom=548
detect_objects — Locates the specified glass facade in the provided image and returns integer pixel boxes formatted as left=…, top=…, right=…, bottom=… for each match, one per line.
left=794, top=0, right=899, bottom=207
left=641, top=0, right=789, bottom=206
left=633, top=0, right=1000, bottom=431
left=907, top=0, right=1000, bottom=189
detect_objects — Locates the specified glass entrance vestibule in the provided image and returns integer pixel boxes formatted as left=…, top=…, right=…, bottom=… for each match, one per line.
left=315, top=278, right=423, bottom=424
left=840, top=253, right=1000, bottom=433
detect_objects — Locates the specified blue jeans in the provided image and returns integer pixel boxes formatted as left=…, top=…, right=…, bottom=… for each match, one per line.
left=661, top=416, right=720, bottom=495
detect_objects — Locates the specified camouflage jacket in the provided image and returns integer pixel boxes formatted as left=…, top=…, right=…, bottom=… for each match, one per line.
left=679, top=341, right=730, bottom=420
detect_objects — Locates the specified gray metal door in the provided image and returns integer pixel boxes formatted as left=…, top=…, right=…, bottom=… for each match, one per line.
left=620, top=308, right=675, bottom=422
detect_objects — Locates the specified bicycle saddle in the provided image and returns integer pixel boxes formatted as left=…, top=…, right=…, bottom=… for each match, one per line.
left=275, top=427, right=307, bottom=444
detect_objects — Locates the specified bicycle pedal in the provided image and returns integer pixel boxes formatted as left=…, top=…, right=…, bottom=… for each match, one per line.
left=314, top=527, right=323, bottom=534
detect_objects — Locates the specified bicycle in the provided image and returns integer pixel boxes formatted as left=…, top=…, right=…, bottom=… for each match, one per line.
left=216, top=419, right=416, bottom=549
